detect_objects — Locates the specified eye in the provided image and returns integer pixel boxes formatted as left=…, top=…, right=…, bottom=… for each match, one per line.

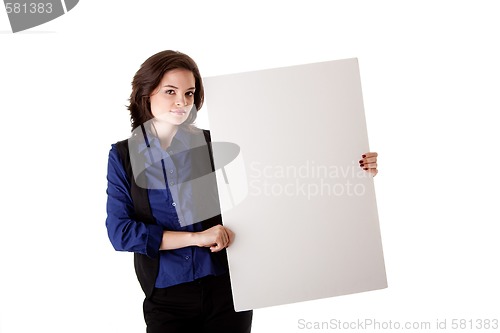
left=164, top=89, right=175, bottom=95
left=186, top=91, right=195, bottom=97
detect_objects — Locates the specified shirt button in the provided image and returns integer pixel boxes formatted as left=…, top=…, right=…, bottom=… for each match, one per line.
left=169, top=170, right=174, bottom=174
left=169, top=150, right=174, bottom=155
left=172, top=202, right=176, bottom=207
left=169, top=181, right=175, bottom=186
left=185, top=256, right=190, bottom=260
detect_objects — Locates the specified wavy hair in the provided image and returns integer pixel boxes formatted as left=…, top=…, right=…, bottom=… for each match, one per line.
left=128, top=50, right=204, bottom=131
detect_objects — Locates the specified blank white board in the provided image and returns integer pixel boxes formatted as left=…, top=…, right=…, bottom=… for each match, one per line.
left=203, top=58, right=387, bottom=311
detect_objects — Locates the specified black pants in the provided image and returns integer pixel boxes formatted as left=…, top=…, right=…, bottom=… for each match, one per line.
left=143, top=273, right=253, bottom=333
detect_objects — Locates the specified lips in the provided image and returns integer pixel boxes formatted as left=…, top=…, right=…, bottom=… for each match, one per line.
left=170, top=106, right=191, bottom=115
left=170, top=109, right=187, bottom=115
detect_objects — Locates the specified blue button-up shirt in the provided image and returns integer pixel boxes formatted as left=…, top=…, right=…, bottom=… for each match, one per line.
left=106, top=127, right=228, bottom=288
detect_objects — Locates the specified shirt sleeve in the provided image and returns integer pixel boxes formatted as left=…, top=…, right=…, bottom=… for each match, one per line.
left=105, top=144, right=163, bottom=258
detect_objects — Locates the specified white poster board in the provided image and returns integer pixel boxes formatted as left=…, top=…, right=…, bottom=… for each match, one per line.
left=204, top=58, right=387, bottom=311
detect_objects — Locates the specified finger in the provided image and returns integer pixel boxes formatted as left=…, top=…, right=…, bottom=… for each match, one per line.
left=359, top=160, right=377, bottom=169
left=213, top=237, right=225, bottom=250
left=219, top=229, right=229, bottom=247
left=362, top=152, right=378, bottom=158
left=361, top=163, right=378, bottom=169
left=364, top=156, right=377, bottom=163
left=359, top=156, right=377, bottom=164
left=214, top=230, right=229, bottom=249
left=362, top=166, right=378, bottom=174
left=210, top=243, right=223, bottom=252
left=226, top=228, right=235, bottom=247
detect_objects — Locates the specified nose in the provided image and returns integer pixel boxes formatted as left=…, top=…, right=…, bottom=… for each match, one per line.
left=175, top=95, right=187, bottom=106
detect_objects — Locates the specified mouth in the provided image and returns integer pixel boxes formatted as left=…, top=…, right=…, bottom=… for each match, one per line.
left=170, top=105, right=193, bottom=116
left=170, top=109, right=187, bottom=115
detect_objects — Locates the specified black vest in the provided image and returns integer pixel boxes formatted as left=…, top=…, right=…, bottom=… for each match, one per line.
left=114, top=129, right=228, bottom=298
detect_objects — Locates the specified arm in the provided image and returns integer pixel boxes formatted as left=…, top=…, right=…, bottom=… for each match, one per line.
left=160, top=225, right=233, bottom=252
left=105, top=145, right=164, bottom=257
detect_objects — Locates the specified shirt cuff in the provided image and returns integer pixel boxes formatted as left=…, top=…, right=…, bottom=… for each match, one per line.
left=146, top=224, right=164, bottom=258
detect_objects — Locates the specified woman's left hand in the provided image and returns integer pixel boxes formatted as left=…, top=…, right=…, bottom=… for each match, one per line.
left=359, top=152, right=378, bottom=176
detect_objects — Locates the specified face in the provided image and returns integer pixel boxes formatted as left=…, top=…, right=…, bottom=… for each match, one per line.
left=149, top=68, right=196, bottom=126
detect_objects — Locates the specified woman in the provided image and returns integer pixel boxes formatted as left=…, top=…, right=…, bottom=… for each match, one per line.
left=106, top=50, right=378, bottom=332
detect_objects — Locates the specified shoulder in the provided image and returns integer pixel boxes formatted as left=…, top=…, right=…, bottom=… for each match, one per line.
left=111, top=137, right=133, bottom=155
left=179, top=125, right=211, bottom=142
left=200, top=128, right=211, bottom=141
left=106, top=140, right=131, bottom=183
left=107, top=139, right=129, bottom=167
left=114, top=138, right=129, bottom=152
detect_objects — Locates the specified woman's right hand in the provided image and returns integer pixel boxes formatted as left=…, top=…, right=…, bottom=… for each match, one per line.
left=195, top=225, right=234, bottom=252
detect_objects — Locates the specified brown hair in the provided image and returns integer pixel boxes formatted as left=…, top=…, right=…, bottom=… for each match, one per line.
left=128, top=50, right=204, bottom=131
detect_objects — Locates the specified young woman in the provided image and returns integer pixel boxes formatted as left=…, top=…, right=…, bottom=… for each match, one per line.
left=105, top=50, right=378, bottom=333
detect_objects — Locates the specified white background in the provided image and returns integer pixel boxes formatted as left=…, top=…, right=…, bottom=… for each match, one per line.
left=1, top=1, right=499, bottom=332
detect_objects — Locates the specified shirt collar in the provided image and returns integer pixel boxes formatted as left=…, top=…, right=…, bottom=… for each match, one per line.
left=131, top=124, right=192, bottom=155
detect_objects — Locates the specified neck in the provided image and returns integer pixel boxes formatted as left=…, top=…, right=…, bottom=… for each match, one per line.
left=151, top=119, right=178, bottom=150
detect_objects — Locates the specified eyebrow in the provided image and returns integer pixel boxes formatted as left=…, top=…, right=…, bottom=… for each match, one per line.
left=162, top=84, right=196, bottom=90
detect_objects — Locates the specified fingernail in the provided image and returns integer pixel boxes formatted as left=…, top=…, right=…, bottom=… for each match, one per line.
left=360, top=163, right=364, bottom=167
left=362, top=154, right=366, bottom=158
left=363, top=168, right=368, bottom=170
left=359, top=160, right=363, bottom=163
